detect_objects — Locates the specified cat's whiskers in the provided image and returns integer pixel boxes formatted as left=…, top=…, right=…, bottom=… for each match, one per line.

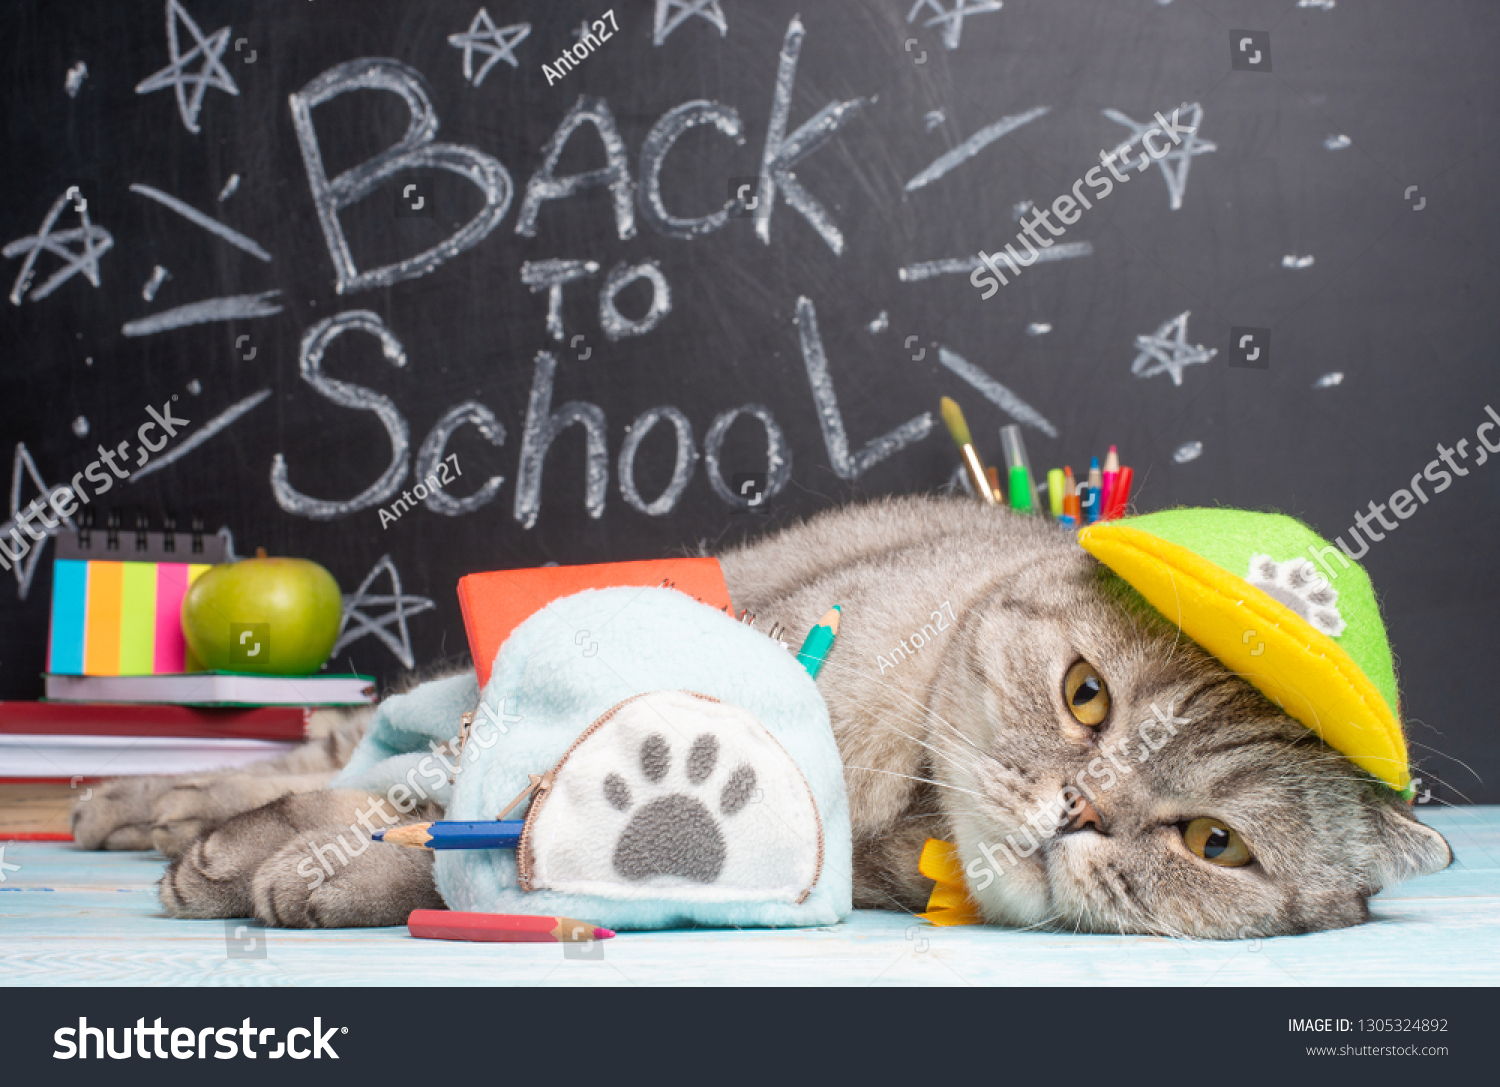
left=1155, top=607, right=1190, bottom=673
left=844, top=764, right=987, bottom=800
left=811, top=691, right=984, bottom=785
left=1068, top=883, right=1090, bottom=936
left=1423, top=782, right=1479, bottom=806
left=1408, top=796, right=1470, bottom=819
left=1405, top=741, right=1485, bottom=790
left=915, top=706, right=1030, bottom=788
left=1256, top=750, right=1476, bottom=805
left=1100, top=868, right=1190, bottom=940
left=1004, top=908, right=1069, bottom=935
left=811, top=656, right=997, bottom=765
left=811, top=655, right=1027, bottom=802
left=1091, top=881, right=1157, bottom=938
left=885, top=718, right=981, bottom=779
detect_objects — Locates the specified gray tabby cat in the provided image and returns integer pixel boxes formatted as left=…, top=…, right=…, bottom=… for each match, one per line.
left=73, top=497, right=1451, bottom=936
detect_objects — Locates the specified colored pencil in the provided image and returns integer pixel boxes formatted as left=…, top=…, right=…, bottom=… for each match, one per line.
left=1105, top=466, right=1134, bottom=520
left=1100, top=445, right=1119, bottom=518
left=939, top=397, right=997, bottom=505
left=373, top=820, right=524, bottom=850
left=1083, top=457, right=1102, bottom=523
left=1047, top=469, right=1065, bottom=518
left=1062, top=466, right=1081, bottom=525
left=796, top=605, right=841, bottom=679
left=407, top=909, right=614, bottom=943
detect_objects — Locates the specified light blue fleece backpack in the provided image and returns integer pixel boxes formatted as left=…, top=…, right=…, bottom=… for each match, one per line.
left=334, top=586, right=852, bottom=930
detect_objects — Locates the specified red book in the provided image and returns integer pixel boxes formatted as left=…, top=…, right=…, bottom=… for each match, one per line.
left=457, top=558, right=733, bottom=687
left=0, top=701, right=309, bottom=742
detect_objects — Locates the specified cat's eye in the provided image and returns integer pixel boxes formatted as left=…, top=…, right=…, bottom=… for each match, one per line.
left=1063, top=660, right=1111, bottom=727
left=1182, top=818, right=1253, bottom=867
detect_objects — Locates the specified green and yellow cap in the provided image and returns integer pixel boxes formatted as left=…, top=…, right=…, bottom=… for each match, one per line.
left=1078, top=509, right=1411, bottom=797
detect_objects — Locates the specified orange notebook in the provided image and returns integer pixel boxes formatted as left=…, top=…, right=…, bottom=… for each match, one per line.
left=457, top=558, right=734, bottom=686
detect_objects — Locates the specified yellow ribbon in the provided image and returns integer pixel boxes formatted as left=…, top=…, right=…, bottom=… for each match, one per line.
left=917, top=838, right=984, bottom=926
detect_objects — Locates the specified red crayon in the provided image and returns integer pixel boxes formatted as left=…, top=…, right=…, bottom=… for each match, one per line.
left=1100, top=445, right=1119, bottom=517
left=407, top=909, right=615, bottom=943
left=1105, top=466, right=1133, bottom=520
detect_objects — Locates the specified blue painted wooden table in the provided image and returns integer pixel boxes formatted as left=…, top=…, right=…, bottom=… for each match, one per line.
left=2, top=807, right=1496, bottom=986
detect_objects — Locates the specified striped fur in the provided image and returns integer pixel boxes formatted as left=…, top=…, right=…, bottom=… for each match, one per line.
left=721, top=496, right=1451, bottom=936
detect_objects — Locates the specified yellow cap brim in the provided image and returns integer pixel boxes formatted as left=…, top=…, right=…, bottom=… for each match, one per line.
left=1078, top=523, right=1410, bottom=794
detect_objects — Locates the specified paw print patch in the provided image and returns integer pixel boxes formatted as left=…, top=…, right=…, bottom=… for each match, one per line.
left=519, top=690, right=823, bottom=904
left=1247, top=554, right=1346, bottom=636
left=604, top=733, right=756, bottom=883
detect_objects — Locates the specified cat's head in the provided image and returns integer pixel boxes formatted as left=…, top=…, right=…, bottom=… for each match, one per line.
left=930, top=549, right=1452, bottom=938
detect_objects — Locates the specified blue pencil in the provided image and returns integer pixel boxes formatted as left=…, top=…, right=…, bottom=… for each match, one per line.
left=373, top=820, right=524, bottom=850
left=1083, top=456, right=1102, bottom=524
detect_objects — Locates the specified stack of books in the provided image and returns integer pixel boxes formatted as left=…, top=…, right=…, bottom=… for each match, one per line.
left=0, top=673, right=375, bottom=841
left=0, top=522, right=378, bottom=841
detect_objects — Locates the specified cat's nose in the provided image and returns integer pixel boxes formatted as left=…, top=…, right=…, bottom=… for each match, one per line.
left=1060, top=798, right=1106, bottom=836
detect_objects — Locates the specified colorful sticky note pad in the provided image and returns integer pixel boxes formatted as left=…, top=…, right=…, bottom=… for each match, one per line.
left=48, top=560, right=210, bottom=676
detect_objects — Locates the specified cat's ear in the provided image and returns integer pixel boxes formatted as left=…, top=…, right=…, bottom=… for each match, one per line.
left=1366, top=802, right=1453, bottom=893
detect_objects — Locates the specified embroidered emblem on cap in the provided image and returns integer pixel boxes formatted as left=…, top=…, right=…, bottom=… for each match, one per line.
left=1247, top=554, right=1346, bottom=637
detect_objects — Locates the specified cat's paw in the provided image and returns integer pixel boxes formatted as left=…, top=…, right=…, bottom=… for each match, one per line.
left=251, top=834, right=444, bottom=928
left=71, top=775, right=180, bottom=851
left=159, top=790, right=379, bottom=919
left=602, top=733, right=757, bottom=883
left=150, top=772, right=337, bottom=857
left=149, top=782, right=232, bottom=858
left=160, top=797, right=294, bottom=919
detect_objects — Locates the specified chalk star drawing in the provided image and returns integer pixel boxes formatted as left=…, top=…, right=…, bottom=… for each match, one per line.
left=447, top=8, right=531, bottom=86
left=4, top=190, right=113, bottom=306
left=134, top=0, right=239, bottom=135
left=1, top=443, right=76, bottom=599
left=1103, top=102, right=1216, bottom=211
left=0, top=845, right=19, bottom=882
left=654, top=0, right=728, bottom=46
left=332, top=555, right=435, bottom=669
left=908, top=0, right=1004, bottom=51
left=1131, top=311, right=1216, bottom=386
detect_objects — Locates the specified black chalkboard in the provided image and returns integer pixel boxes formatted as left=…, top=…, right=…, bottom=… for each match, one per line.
left=2, top=1, right=1497, bottom=801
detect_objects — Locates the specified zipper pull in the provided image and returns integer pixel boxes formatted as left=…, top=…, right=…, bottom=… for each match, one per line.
left=496, top=771, right=554, bottom=821
left=449, top=711, right=475, bottom=786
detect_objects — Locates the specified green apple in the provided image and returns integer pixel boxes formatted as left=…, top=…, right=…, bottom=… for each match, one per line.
left=181, top=554, right=343, bottom=675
